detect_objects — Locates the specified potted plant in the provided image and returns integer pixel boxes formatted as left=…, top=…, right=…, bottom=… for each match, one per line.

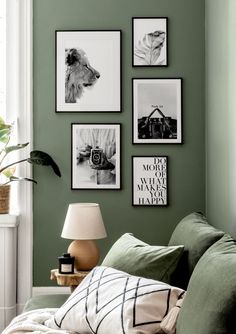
left=0, top=116, right=61, bottom=213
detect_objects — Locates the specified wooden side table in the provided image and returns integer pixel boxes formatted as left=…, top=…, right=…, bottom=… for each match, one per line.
left=50, top=269, right=90, bottom=292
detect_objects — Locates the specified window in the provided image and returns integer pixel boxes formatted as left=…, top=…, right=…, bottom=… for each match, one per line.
left=0, top=0, right=6, bottom=119
left=0, top=0, right=33, bottom=311
left=0, top=0, right=19, bottom=211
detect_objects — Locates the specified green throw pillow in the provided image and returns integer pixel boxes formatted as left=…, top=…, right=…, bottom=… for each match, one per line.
left=23, top=294, right=69, bottom=312
left=168, top=212, right=224, bottom=289
left=101, top=233, right=184, bottom=284
left=177, top=234, right=236, bottom=334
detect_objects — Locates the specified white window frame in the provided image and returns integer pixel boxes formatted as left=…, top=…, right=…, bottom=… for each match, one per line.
left=0, top=0, right=6, bottom=119
left=17, top=0, right=33, bottom=313
left=5, top=0, right=33, bottom=313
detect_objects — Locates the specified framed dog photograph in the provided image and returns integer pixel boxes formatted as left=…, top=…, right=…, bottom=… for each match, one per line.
left=132, top=156, right=168, bottom=206
left=71, top=123, right=121, bottom=189
left=132, top=78, right=182, bottom=144
left=56, top=30, right=121, bottom=112
left=132, top=17, right=168, bottom=67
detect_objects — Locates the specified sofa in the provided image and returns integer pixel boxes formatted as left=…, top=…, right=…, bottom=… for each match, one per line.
left=15, top=213, right=236, bottom=333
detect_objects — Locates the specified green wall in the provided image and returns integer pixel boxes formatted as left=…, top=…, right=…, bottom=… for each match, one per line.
left=206, top=0, right=236, bottom=236
left=33, top=0, right=205, bottom=286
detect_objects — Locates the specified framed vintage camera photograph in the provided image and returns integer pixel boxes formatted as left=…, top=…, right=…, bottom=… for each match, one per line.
left=56, top=30, right=121, bottom=113
left=132, top=78, right=182, bottom=144
left=132, top=17, right=168, bottom=67
left=71, top=123, right=121, bottom=189
left=132, top=156, right=168, bottom=206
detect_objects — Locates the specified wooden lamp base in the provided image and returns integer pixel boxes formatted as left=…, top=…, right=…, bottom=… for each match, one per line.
left=68, top=240, right=100, bottom=271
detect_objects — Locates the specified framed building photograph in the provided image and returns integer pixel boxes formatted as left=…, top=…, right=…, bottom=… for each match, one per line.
left=132, top=156, right=168, bottom=206
left=133, top=78, right=182, bottom=144
left=56, top=30, right=121, bottom=112
left=71, top=123, right=121, bottom=189
left=132, top=17, right=168, bottom=66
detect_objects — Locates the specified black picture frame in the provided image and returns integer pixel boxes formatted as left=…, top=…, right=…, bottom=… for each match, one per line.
left=132, top=156, right=168, bottom=206
left=132, top=17, right=168, bottom=67
left=56, top=30, right=122, bottom=113
left=132, top=78, right=183, bottom=144
left=71, top=123, right=121, bottom=189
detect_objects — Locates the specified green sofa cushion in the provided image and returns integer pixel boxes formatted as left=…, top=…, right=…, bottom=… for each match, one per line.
left=101, top=233, right=184, bottom=284
left=23, top=294, right=69, bottom=312
left=177, top=234, right=236, bottom=334
left=168, top=212, right=224, bottom=289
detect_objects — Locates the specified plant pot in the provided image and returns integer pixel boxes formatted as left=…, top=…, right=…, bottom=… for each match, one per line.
left=0, top=185, right=10, bottom=214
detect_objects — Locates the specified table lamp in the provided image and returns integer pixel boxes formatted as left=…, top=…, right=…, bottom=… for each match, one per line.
left=61, top=203, right=107, bottom=271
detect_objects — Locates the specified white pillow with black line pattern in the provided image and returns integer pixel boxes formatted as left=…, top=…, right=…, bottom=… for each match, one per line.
left=45, top=266, right=185, bottom=334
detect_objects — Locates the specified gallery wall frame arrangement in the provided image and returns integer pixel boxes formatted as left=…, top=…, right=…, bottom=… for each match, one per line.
left=132, top=156, right=168, bottom=206
left=71, top=123, right=121, bottom=190
left=132, top=17, right=168, bottom=67
left=56, top=30, right=122, bottom=113
left=132, top=78, right=183, bottom=144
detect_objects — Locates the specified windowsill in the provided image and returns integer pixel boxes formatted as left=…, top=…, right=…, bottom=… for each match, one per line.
left=0, top=214, right=19, bottom=227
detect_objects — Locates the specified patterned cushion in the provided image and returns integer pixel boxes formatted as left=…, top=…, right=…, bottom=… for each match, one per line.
left=46, top=266, right=185, bottom=334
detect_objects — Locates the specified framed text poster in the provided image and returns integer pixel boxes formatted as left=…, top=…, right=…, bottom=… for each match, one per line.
left=132, top=156, right=168, bottom=206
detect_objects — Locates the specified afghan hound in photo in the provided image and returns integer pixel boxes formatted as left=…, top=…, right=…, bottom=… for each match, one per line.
left=65, top=48, right=100, bottom=103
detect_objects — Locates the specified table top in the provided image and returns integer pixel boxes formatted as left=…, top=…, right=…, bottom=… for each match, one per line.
left=50, top=269, right=90, bottom=287
left=51, top=269, right=90, bottom=277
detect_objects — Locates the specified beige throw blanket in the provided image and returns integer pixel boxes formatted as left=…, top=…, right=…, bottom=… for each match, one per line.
left=2, top=308, right=75, bottom=334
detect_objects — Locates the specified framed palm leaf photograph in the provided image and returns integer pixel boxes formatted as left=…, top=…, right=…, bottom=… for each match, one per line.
left=132, top=17, right=168, bottom=67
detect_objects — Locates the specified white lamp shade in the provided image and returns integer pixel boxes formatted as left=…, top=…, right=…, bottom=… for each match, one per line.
left=61, top=203, right=107, bottom=240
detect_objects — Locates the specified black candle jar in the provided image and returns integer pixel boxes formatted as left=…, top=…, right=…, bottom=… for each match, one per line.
left=58, top=253, right=75, bottom=274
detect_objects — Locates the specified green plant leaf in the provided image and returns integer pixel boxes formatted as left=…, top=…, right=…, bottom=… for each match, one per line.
left=5, top=143, right=29, bottom=154
left=0, top=116, right=5, bottom=126
left=0, top=117, right=11, bottom=145
left=0, top=116, right=11, bottom=129
left=2, top=167, right=15, bottom=178
left=27, top=150, right=61, bottom=177
left=9, top=176, right=37, bottom=184
left=0, top=128, right=11, bottom=143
